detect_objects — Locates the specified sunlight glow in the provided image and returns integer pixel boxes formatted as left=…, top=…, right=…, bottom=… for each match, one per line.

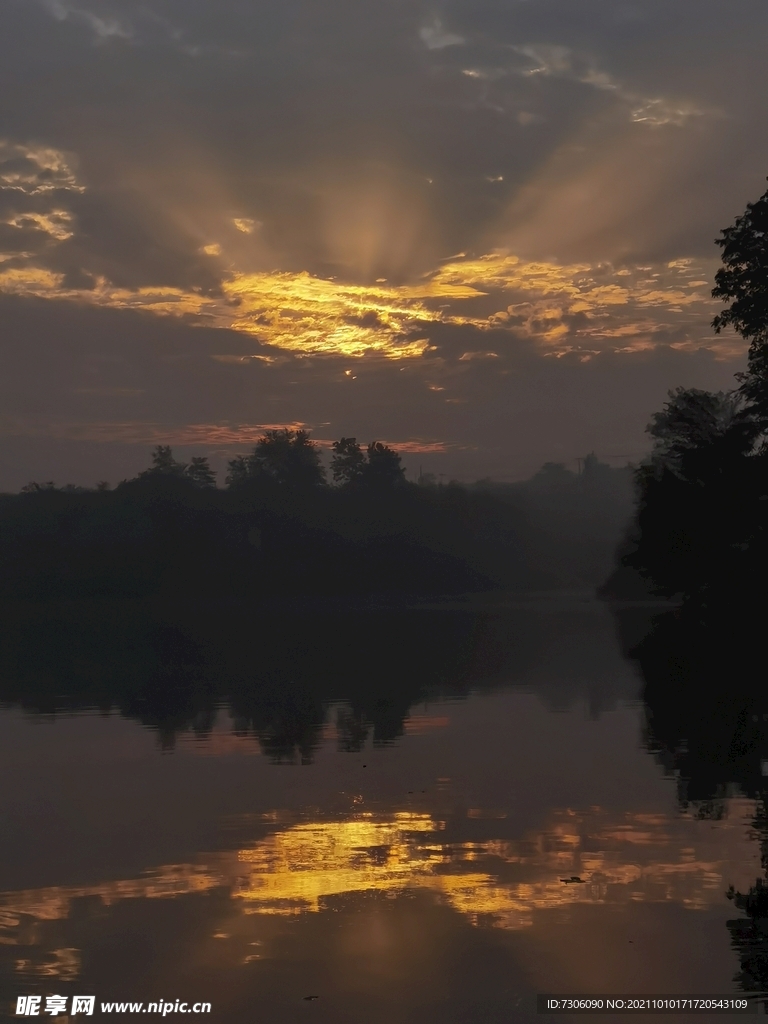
left=1, top=801, right=757, bottom=961
left=0, top=243, right=733, bottom=359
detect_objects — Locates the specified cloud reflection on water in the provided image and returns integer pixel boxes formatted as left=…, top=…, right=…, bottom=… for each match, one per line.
left=2, top=799, right=759, bottom=981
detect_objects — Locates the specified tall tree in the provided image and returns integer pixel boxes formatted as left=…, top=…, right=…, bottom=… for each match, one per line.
left=225, top=455, right=250, bottom=488
left=330, top=437, right=365, bottom=486
left=647, top=387, right=757, bottom=478
left=186, top=456, right=217, bottom=488
left=712, top=181, right=768, bottom=417
left=146, top=445, right=186, bottom=476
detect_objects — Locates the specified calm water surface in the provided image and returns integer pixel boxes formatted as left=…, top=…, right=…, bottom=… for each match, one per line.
left=0, top=599, right=762, bottom=1021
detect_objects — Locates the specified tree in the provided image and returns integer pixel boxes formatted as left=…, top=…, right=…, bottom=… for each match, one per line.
left=712, top=181, right=768, bottom=416
left=226, top=429, right=325, bottom=490
left=186, top=456, right=216, bottom=488
left=329, top=438, right=405, bottom=489
left=145, top=445, right=186, bottom=477
left=330, top=437, right=366, bottom=486
left=647, top=387, right=759, bottom=479
left=225, top=455, right=250, bottom=488
left=20, top=481, right=55, bottom=492
left=137, top=447, right=215, bottom=487
left=620, top=387, right=765, bottom=597
left=363, top=441, right=406, bottom=489
left=138, top=444, right=186, bottom=479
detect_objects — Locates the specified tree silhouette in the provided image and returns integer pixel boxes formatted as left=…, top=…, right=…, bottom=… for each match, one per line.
left=21, top=481, right=56, bottom=492
left=727, top=799, right=768, bottom=994
left=330, top=437, right=366, bottom=486
left=147, top=445, right=186, bottom=476
left=363, top=441, right=405, bottom=489
left=646, top=387, right=760, bottom=481
left=186, top=456, right=216, bottom=488
left=330, top=438, right=405, bottom=489
left=227, top=429, right=325, bottom=491
left=713, top=181, right=768, bottom=419
left=225, top=454, right=250, bottom=488
left=608, top=187, right=768, bottom=603
left=139, top=447, right=216, bottom=487
left=0, top=438, right=636, bottom=604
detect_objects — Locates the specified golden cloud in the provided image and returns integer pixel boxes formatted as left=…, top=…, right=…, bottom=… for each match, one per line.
left=4, top=210, right=74, bottom=241
left=0, top=141, right=84, bottom=195
left=220, top=270, right=481, bottom=358
left=232, top=218, right=258, bottom=234
left=0, top=246, right=739, bottom=360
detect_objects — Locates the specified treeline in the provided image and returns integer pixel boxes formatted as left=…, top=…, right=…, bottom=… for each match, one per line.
left=0, top=431, right=633, bottom=600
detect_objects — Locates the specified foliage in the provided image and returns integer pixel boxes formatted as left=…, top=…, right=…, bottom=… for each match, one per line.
left=614, top=394, right=768, bottom=599
left=226, top=429, right=324, bottom=491
left=186, top=456, right=217, bottom=488
left=364, top=441, right=406, bottom=488
left=713, top=181, right=768, bottom=416
left=606, top=177, right=768, bottom=602
left=330, top=437, right=366, bottom=486
left=330, top=437, right=405, bottom=489
left=140, top=445, right=217, bottom=487
left=647, top=388, right=758, bottom=474
left=0, top=435, right=635, bottom=601
left=712, top=182, right=768, bottom=347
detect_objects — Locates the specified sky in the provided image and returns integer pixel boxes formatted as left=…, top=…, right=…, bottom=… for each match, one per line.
left=1, top=0, right=767, bottom=488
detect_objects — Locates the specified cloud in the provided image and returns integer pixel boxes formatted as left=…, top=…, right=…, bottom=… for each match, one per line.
left=233, top=218, right=258, bottom=234
left=4, top=209, right=74, bottom=241
left=41, top=0, right=132, bottom=40
left=509, top=44, right=711, bottom=128
left=629, top=97, right=708, bottom=128
left=1, top=0, right=766, bottom=486
left=3, top=420, right=310, bottom=446
left=0, top=230, right=740, bottom=361
left=0, top=141, right=84, bottom=195
left=420, top=17, right=465, bottom=50
left=0, top=291, right=742, bottom=489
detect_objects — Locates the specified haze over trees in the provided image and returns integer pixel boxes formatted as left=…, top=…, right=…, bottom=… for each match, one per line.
left=0, top=428, right=633, bottom=601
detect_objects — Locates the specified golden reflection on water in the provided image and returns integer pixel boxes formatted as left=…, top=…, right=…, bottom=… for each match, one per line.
left=1, top=799, right=759, bottom=977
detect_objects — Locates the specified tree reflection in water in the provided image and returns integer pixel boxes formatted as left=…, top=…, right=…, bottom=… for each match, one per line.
left=0, top=596, right=618, bottom=757
left=615, top=598, right=768, bottom=995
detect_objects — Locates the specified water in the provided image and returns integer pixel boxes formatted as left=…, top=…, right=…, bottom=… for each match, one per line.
left=0, top=598, right=763, bottom=1021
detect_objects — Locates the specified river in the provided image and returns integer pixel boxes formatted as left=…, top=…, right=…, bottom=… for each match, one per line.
left=0, top=597, right=762, bottom=1021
